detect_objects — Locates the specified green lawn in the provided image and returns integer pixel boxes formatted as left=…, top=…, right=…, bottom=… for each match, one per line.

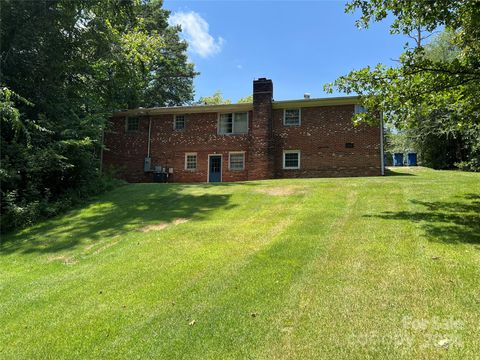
left=1, top=167, right=479, bottom=359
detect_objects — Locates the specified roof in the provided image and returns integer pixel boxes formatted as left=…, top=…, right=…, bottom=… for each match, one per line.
left=272, top=95, right=360, bottom=109
left=114, top=95, right=360, bottom=117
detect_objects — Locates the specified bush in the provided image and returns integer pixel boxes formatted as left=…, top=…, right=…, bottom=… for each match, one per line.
left=0, top=175, right=125, bottom=233
left=456, top=158, right=480, bottom=172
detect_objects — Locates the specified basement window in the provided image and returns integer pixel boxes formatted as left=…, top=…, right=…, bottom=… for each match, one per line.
left=345, top=143, right=354, bottom=148
left=283, top=109, right=301, bottom=126
left=174, top=115, right=186, bottom=131
left=229, top=152, right=245, bottom=171
left=218, top=112, right=248, bottom=135
left=185, top=153, right=197, bottom=170
left=126, top=116, right=139, bottom=132
left=283, top=150, right=300, bottom=170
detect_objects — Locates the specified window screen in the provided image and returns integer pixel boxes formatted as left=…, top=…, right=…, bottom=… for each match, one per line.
left=234, top=112, right=248, bottom=133
left=174, top=115, right=185, bottom=131
left=185, top=154, right=197, bottom=170
left=219, top=113, right=233, bottom=134
left=229, top=153, right=245, bottom=170
left=219, top=113, right=248, bottom=134
left=126, top=117, right=139, bottom=131
left=283, top=151, right=300, bottom=169
left=284, top=109, right=300, bottom=126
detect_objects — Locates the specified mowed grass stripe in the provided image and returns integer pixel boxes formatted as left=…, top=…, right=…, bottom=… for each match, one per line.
left=99, top=183, right=346, bottom=359
left=1, top=183, right=311, bottom=358
left=260, top=178, right=427, bottom=359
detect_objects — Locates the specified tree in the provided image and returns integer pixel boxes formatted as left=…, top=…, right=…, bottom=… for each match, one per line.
left=325, top=0, right=480, bottom=170
left=382, top=31, right=476, bottom=169
left=197, top=91, right=231, bottom=105
left=0, top=0, right=197, bottom=232
left=384, top=126, right=415, bottom=155
left=237, top=95, right=253, bottom=103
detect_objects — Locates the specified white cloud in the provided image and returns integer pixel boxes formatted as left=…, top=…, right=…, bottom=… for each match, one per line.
left=169, top=11, right=224, bottom=58
left=236, top=64, right=243, bottom=69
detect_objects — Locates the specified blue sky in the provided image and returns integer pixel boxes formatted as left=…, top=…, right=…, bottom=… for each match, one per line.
left=164, top=0, right=408, bottom=102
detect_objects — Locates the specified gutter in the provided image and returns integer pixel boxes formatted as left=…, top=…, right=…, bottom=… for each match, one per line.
left=115, top=103, right=253, bottom=117
left=112, top=95, right=361, bottom=117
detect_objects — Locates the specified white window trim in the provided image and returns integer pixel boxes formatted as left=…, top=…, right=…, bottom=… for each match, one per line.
left=283, top=150, right=301, bottom=170
left=184, top=152, right=197, bottom=171
left=173, top=114, right=186, bottom=131
left=217, top=112, right=249, bottom=135
left=228, top=151, right=245, bottom=171
left=283, top=108, right=301, bottom=127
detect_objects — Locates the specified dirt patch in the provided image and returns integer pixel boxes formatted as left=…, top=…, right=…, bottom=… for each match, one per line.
left=93, top=240, right=119, bottom=255
left=256, top=185, right=307, bottom=196
left=85, top=243, right=95, bottom=251
left=139, top=223, right=169, bottom=232
left=139, top=218, right=190, bottom=233
left=172, top=218, right=189, bottom=225
left=47, top=255, right=78, bottom=265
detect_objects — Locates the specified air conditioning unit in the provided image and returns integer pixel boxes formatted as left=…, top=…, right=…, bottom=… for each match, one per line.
left=144, top=157, right=152, bottom=172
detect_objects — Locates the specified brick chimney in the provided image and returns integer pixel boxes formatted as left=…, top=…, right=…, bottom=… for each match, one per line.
left=248, top=78, right=274, bottom=180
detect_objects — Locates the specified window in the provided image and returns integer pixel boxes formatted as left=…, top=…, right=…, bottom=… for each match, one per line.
left=218, top=112, right=248, bottom=134
left=219, top=113, right=232, bottom=134
left=229, top=152, right=245, bottom=171
left=283, top=109, right=301, bottom=126
left=234, top=112, right=248, bottom=133
left=354, top=104, right=367, bottom=114
left=283, top=150, right=300, bottom=169
left=126, top=117, right=139, bottom=131
left=174, top=115, right=186, bottom=131
left=185, top=153, right=197, bottom=170
left=345, top=142, right=354, bottom=148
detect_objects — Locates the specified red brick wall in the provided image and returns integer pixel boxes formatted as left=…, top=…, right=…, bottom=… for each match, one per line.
left=249, top=78, right=274, bottom=180
left=103, top=116, right=151, bottom=182
left=149, top=112, right=251, bottom=182
left=272, top=105, right=381, bottom=178
left=103, top=112, right=252, bottom=183
left=103, top=103, right=382, bottom=183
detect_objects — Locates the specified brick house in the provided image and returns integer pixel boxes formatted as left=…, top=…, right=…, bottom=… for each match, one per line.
left=102, top=78, right=384, bottom=183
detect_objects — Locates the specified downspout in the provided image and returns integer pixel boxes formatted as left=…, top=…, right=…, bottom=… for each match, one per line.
left=147, top=116, right=152, bottom=158
left=380, top=111, right=385, bottom=175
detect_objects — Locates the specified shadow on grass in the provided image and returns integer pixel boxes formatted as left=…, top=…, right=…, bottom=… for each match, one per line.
left=0, top=183, right=236, bottom=255
left=365, top=193, right=480, bottom=245
left=385, top=168, right=416, bottom=176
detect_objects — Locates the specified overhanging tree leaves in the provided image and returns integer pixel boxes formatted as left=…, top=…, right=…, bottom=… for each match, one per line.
left=197, top=90, right=232, bottom=105
left=0, top=0, right=197, bottom=232
left=237, top=95, right=253, bottom=103
left=325, top=0, right=480, bottom=170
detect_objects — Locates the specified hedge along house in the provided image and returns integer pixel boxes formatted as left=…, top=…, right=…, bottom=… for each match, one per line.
left=102, top=78, right=385, bottom=183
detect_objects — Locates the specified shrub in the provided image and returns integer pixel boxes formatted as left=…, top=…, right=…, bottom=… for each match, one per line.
left=0, top=175, right=125, bottom=233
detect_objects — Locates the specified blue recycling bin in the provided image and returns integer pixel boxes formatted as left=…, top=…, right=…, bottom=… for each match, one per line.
left=407, top=153, right=417, bottom=166
left=393, top=153, right=404, bottom=166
